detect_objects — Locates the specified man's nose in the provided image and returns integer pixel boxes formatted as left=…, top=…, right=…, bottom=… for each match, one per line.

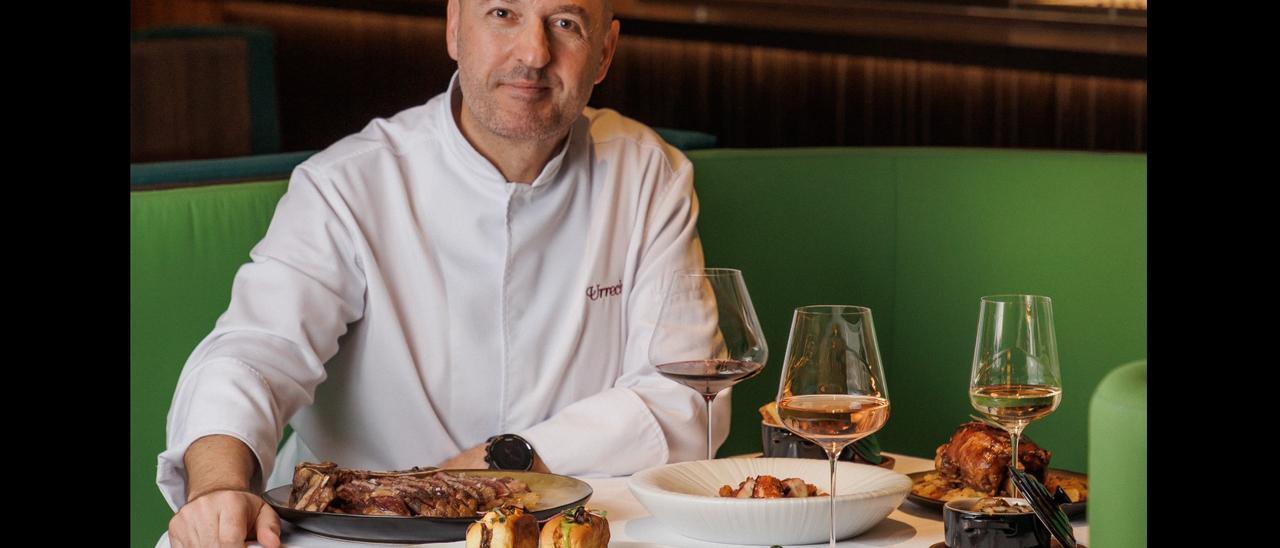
left=514, top=21, right=551, bottom=69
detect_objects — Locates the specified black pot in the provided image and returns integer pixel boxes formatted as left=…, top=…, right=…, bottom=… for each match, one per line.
left=943, top=498, right=1052, bottom=548
left=761, top=423, right=860, bottom=461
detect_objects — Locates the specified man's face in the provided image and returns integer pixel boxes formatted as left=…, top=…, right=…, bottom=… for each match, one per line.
left=447, top=0, right=620, bottom=143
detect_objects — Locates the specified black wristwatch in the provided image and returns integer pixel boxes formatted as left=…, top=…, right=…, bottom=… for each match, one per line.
left=484, top=434, right=536, bottom=471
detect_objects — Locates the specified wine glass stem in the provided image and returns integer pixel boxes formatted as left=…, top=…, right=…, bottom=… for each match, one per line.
left=704, top=395, right=716, bottom=461
left=828, top=450, right=838, bottom=548
left=1009, top=429, right=1022, bottom=498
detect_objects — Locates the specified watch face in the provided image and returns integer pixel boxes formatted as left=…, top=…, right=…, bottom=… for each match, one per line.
left=490, top=437, right=533, bottom=470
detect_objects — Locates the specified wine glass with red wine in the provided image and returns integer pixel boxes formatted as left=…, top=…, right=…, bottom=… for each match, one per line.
left=776, top=305, right=890, bottom=548
left=650, top=268, right=768, bottom=460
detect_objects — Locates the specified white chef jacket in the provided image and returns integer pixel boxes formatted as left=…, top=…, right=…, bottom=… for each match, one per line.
left=156, top=74, right=732, bottom=510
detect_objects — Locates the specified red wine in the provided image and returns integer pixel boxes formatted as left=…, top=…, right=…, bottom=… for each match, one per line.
left=656, top=360, right=765, bottom=396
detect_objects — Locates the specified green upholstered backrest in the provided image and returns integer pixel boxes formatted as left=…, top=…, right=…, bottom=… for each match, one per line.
left=131, top=181, right=288, bottom=546
left=130, top=147, right=1145, bottom=546
left=689, top=148, right=1148, bottom=468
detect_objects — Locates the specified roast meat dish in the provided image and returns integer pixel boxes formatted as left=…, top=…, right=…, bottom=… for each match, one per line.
left=288, top=461, right=539, bottom=518
left=717, top=475, right=826, bottom=498
left=933, top=422, right=1050, bottom=496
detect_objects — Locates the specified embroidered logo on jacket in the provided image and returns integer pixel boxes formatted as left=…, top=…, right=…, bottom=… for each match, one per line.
left=586, top=281, right=623, bottom=301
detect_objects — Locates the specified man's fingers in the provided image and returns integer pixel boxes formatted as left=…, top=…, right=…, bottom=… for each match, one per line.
left=167, top=524, right=185, bottom=548
left=168, top=490, right=272, bottom=547
left=215, top=495, right=252, bottom=544
left=168, top=513, right=186, bottom=548
left=254, top=503, right=283, bottom=548
left=176, top=510, right=215, bottom=548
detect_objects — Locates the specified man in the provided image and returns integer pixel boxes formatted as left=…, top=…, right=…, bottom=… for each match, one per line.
left=159, top=1, right=730, bottom=546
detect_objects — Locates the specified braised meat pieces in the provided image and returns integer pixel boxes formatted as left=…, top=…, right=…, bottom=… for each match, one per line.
left=933, top=422, right=1050, bottom=495
left=718, top=475, right=825, bottom=498
left=287, top=461, right=538, bottom=518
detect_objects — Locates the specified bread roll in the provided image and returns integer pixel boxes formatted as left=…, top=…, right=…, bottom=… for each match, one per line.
left=538, top=506, right=610, bottom=548
left=465, top=505, right=538, bottom=548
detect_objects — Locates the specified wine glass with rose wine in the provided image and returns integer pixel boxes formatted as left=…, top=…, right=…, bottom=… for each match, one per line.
left=776, top=305, right=890, bottom=548
left=969, top=294, right=1062, bottom=498
left=650, top=268, right=768, bottom=460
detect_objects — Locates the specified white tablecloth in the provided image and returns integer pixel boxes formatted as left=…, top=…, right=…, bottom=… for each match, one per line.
left=156, top=453, right=1088, bottom=547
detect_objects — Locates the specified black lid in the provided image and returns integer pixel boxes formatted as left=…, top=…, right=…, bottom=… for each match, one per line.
left=1008, top=467, right=1077, bottom=548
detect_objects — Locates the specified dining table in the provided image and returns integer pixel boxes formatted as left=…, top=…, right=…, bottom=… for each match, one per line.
left=155, top=452, right=1089, bottom=547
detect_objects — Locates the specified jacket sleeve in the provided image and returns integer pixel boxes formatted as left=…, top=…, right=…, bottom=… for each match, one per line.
left=155, top=166, right=367, bottom=510
left=519, top=157, right=732, bottom=476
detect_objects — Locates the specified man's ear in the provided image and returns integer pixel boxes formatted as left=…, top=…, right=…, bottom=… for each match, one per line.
left=593, top=19, right=621, bottom=85
left=446, top=0, right=461, bottom=61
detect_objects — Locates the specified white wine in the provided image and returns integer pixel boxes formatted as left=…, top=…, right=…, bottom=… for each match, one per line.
left=970, top=384, right=1061, bottom=427
left=777, top=394, right=890, bottom=451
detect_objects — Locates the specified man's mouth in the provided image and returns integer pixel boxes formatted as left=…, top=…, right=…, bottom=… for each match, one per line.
left=504, top=81, right=545, bottom=88
left=499, top=81, right=551, bottom=97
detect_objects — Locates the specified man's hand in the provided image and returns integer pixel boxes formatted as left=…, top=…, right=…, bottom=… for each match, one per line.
left=171, top=434, right=280, bottom=547
left=439, top=443, right=551, bottom=473
left=168, top=489, right=281, bottom=548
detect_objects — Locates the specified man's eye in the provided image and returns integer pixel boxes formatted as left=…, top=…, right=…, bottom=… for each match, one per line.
left=491, top=8, right=509, bottom=18
left=553, top=19, right=577, bottom=31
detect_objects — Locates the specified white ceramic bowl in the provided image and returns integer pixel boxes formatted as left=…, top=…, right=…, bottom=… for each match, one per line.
left=628, top=457, right=911, bottom=545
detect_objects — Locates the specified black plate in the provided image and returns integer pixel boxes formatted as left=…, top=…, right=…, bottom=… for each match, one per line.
left=264, top=469, right=593, bottom=543
left=905, top=469, right=1086, bottom=518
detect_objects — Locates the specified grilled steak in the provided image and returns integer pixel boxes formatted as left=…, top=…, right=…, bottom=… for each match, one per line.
left=289, top=462, right=339, bottom=512
left=286, top=461, right=538, bottom=517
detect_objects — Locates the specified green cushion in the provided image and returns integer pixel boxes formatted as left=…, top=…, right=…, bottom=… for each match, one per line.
left=1088, top=360, right=1147, bottom=547
left=131, top=181, right=289, bottom=547
left=688, top=147, right=1147, bottom=468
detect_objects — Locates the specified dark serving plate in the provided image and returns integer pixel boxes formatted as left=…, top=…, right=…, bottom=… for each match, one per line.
left=264, top=469, right=592, bottom=543
left=761, top=423, right=895, bottom=468
left=905, top=469, right=1087, bottom=518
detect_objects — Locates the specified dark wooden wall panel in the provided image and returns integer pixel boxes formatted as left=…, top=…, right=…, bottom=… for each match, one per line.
left=599, top=32, right=1146, bottom=151
left=222, top=2, right=456, bottom=151
left=131, top=37, right=253, bottom=162
left=134, top=1, right=1146, bottom=155
left=132, top=0, right=224, bottom=29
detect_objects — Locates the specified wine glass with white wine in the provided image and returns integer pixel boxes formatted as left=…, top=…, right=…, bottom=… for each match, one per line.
left=776, top=305, right=890, bottom=548
left=969, top=294, right=1062, bottom=498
